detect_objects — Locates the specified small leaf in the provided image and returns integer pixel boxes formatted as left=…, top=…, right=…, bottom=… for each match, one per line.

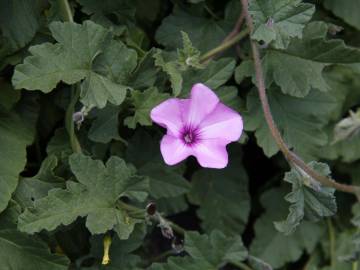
left=251, top=188, right=325, bottom=269
left=124, top=87, right=170, bottom=129
left=275, top=162, right=337, bottom=235
left=249, top=0, right=315, bottom=49
left=153, top=49, right=183, bottom=96
left=177, top=31, right=203, bottom=70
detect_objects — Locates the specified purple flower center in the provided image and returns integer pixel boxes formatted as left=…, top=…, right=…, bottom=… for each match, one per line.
left=181, top=126, right=199, bottom=145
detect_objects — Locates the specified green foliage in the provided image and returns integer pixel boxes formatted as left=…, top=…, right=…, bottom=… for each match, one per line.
left=124, top=87, right=170, bottom=128
left=126, top=131, right=190, bottom=199
left=324, top=0, right=360, bottom=30
left=18, top=154, right=148, bottom=238
left=12, top=21, right=137, bottom=108
left=2, top=0, right=360, bottom=269
left=236, top=22, right=360, bottom=97
left=245, top=87, right=337, bottom=160
left=275, top=162, right=337, bottom=234
left=250, top=188, right=325, bottom=269
left=249, top=0, right=315, bottom=49
left=0, top=204, right=69, bottom=270
left=151, top=230, right=248, bottom=270
left=0, top=109, right=35, bottom=213
left=188, top=148, right=250, bottom=235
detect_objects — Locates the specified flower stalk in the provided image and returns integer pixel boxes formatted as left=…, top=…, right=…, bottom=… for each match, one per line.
left=101, top=234, right=112, bottom=265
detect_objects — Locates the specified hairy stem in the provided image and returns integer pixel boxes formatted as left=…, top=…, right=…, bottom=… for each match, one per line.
left=61, top=0, right=82, bottom=153
left=58, top=0, right=73, bottom=23
left=200, top=28, right=249, bottom=63
left=65, top=86, right=82, bottom=153
left=240, top=0, right=360, bottom=198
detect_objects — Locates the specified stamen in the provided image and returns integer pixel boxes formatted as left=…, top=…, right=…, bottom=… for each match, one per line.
left=181, top=126, right=199, bottom=145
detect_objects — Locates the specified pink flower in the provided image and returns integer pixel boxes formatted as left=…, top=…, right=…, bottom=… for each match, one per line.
left=150, top=83, right=243, bottom=169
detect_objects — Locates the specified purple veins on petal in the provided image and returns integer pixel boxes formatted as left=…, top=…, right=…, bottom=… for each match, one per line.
left=150, top=83, right=243, bottom=169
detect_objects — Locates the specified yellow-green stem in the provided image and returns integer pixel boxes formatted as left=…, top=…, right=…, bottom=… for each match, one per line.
left=200, top=28, right=249, bottom=63
left=58, top=0, right=73, bottom=22
left=65, top=86, right=82, bottom=153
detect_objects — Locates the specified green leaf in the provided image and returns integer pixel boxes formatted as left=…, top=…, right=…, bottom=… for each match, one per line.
left=0, top=0, right=45, bottom=53
left=46, top=128, right=72, bottom=158
left=18, top=154, right=149, bottom=239
left=0, top=204, right=69, bottom=270
left=124, top=87, right=170, bottom=129
left=216, top=86, right=244, bottom=112
left=77, top=0, right=135, bottom=35
left=12, top=21, right=137, bottom=108
left=188, top=147, right=250, bottom=235
left=182, top=58, right=236, bottom=94
left=88, top=105, right=121, bottom=143
left=126, top=131, right=189, bottom=199
left=324, top=0, right=360, bottom=30
left=336, top=203, right=360, bottom=263
left=153, top=49, right=183, bottom=96
left=0, top=110, right=34, bottom=213
left=249, top=0, right=315, bottom=49
left=250, top=188, right=325, bottom=269
left=177, top=31, right=203, bottom=70
left=151, top=230, right=247, bottom=270
left=155, top=7, right=232, bottom=52
left=275, top=162, right=337, bottom=235
left=129, top=50, right=158, bottom=90
left=0, top=78, right=21, bottom=111
left=14, top=155, right=65, bottom=209
left=237, top=22, right=360, bottom=97
left=245, top=87, right=337, bottom=160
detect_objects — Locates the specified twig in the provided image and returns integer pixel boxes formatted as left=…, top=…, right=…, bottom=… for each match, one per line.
left=200, top=28, right=249, bottom=63
left=240, top=0, right=360, bottom=198
left=223, top=10, right=245, bottom=42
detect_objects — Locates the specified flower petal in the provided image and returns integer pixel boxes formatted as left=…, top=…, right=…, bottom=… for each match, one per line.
left=160, top=135, right=192, bottom=165
left=193, top=139, right=228, bottom=169
left=185, top=83, right=219, bottom=126
left=199, top=103, right=243, bottom=142
left=150, top=98, right=187, bottom=137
